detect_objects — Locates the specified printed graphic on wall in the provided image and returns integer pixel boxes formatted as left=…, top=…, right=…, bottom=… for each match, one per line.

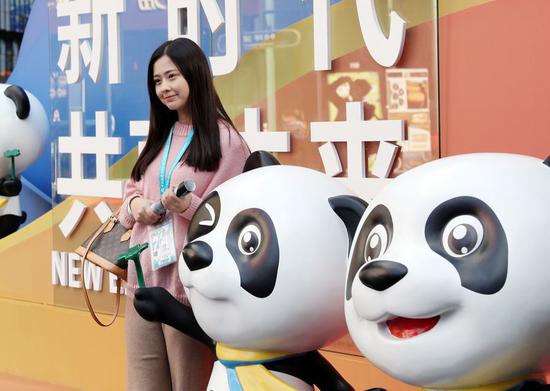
left=2, top=0, right=440, bottom=319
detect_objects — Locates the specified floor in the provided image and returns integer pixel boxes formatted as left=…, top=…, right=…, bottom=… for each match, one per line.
left=0, top=374, right=75, bottom=391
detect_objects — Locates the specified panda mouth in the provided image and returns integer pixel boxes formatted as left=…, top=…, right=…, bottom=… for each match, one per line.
left=386, top=316, right=440, bottom=339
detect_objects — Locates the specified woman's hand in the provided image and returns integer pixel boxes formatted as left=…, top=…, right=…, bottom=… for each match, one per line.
left=130, top=197, right=161, bottom=225
left=161, top=188, right=192, bottom=214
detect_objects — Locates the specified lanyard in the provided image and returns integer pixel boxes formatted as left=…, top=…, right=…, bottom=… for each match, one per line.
left=159, top=125, right=194, bottom=196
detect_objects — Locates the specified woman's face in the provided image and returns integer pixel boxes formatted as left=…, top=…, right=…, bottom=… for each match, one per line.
left=153, top=55, right=190, bottom=120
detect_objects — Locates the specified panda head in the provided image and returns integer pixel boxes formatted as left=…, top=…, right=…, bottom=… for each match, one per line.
left=345, top=153, right=550, bottom=388
left=180, top=152, right=366, bottom=353
left=0, top=84, right=48, bottom=178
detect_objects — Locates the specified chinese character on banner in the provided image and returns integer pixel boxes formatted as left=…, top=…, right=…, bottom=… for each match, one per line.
left=313, top=0, right=406, bottom=70
left=57, top=111, right=124, bottom=198
left=355, top=0, right=406, bottom=67
left=167, top=0, right=240, bottom=76
left=57, top=0, right=125, bottom=84
left=241, top=108, right=290, bottom=153
left=311, top=102, right=405, bottom=200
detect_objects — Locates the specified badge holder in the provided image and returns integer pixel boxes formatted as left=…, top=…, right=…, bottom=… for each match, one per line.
left=149, top=180, right=196, bottom=271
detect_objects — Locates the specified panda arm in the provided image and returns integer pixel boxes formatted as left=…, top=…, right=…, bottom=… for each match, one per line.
left=302, top=351, right=354, bottom=391
left=134, top=287, right=214, bottom=351
left=0, top=175, right=22, bottom=197
left=267, top=351, right=353, bottom=390
left=518, top=381, right=550, bottom=390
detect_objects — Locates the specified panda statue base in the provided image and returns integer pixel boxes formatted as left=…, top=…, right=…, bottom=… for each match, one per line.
left=344, top=153, right=550, bottom=391
left=134, top=151, right=369, bottom=391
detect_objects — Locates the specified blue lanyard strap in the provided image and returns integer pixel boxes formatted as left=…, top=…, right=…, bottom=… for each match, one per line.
left=159, top=126, right=194, bottom=195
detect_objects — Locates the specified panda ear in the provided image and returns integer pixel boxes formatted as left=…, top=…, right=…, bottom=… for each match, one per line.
left=543, top=156, right=550, bottom=167
left=329, top=195, right=368, bottom=252
left=4, top=85, right=30, bottom=120
left=243, top=151, right=280, bottom=172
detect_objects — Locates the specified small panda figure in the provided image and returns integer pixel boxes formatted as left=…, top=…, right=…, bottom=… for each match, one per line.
left=0, top=83, right=48, bottom=239
left=135, top=151, right=367, bottom=391
left=345, top=153, right=550, bottom=390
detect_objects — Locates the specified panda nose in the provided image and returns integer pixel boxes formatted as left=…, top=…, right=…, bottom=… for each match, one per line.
left=182, top=241, right=213, bottom=271
left=358, top=260, right=408, bottom=291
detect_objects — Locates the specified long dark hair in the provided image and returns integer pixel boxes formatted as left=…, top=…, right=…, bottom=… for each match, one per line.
left=131, top=38, right=236, bottom=181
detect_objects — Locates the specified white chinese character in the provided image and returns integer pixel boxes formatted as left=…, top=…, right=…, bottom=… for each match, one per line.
left=313, top=0, right=331, bottom=71
left=241, top=108, right=290, bottom=153
left=57, top=0, right=91, bottom=84
left=57, top=111, right=124, bottom=198
left=313, top=0, right=407, bottom=70
left=311, top=101, right=405, bottom=200
left=167, top=0, right=240, bottom=76
left=57, top=199, right=113, bottom=239
left=138, top=0, right=166, bottom=11
left=355, top=0, right=406, bottom=67
left=57, top=0, right=125, bottom=84
left=129, top=120, right=149, bottom=155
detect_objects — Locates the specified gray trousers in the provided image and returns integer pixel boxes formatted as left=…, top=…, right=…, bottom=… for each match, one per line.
left=125, top=300, right=215, bottom=390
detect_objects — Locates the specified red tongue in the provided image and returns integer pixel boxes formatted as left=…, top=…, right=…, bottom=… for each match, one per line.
left=386, top=316, right=439, bottom=339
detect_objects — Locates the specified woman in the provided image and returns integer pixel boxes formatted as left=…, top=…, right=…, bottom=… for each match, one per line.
left=119, top=38, right=250, bottom=391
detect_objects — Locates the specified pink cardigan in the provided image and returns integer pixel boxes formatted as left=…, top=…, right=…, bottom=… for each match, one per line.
left=119, top=120, right=250, bottom=304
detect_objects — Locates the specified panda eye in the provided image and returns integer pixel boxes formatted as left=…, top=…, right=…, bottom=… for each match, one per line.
left=187, top=192, right=220, bottom=242
left=198, top=203, right=215, bottom=227
left=237, top=224, right=262, bottom=255
left=442, top=215, right=483, bottom=258
left=364, top=224, right=389, bottom=262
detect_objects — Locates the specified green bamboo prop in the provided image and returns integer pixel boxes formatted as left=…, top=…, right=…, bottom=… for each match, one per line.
left=117, top=243, right=149, bottom=288
left=3, top=148, right=20, bottom=178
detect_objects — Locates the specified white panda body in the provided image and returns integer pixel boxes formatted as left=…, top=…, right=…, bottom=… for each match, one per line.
left=0, top=194, right=21, bottom=216
left=180, top=164, right=351, bottom=352
left=0, top=83, right=48, bottom=238
left=133, top=152, right=362, bottom=390
left=207, top=361, right=313, bottom=391
left=0, top=84, right=48, bottom=177
left=345, top=153, right=550, bottom=389
left=177, top=161, right=362, bottom=390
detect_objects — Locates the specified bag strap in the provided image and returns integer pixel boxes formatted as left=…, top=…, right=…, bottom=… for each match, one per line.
left=80, top=215, right=123, bottom=327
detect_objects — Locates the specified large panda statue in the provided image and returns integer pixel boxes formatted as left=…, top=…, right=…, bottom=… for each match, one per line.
left=345, top=153, right=550, bottom=390
left=0, top=83, right=48, bottom=239
left=134, top=151, right=367, bottom=391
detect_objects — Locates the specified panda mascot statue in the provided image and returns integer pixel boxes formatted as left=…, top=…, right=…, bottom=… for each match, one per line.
left=134, top=151, right=368, bottom=391
left=0, top=84, right=48, bottom=239
left=345, top=153, right=550, bottom=390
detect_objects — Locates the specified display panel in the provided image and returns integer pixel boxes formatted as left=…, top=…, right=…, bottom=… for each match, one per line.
left=46, top=0, right=439, bottom=314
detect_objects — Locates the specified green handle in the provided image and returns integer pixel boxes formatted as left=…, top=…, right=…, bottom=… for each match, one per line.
left=134, top=257, right=146, bottom=289
left=3, top=149, right=20, bottom=179
left=117, top=243, right=149, bottom=288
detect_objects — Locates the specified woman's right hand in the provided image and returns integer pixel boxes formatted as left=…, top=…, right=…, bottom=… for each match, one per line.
left=129, top=197, right=161, bottom=225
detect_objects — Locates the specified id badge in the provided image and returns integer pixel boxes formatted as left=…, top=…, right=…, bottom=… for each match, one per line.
left=148, top=217, right=177, bottom=271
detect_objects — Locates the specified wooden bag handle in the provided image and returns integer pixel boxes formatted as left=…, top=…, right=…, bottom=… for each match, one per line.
left=80, top=216, right=123, bottom=327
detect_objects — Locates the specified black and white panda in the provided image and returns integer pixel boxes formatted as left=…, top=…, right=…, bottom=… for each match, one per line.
left=345, top=153, right=550, bottom=390
left=0, top=83, right=48, bottom=239
left=135, top=151, right=367, bottom=391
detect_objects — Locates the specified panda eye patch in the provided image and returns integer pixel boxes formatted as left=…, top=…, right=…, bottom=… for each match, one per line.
left=425, top=196, right=508, bottom=294
left=347, top=204, right=393, bottom=300
left=187, top=192, right=221, bottom=242
left=226, top=208, right=279, bottom=298
left=442, top=215, right=483, bottom=258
